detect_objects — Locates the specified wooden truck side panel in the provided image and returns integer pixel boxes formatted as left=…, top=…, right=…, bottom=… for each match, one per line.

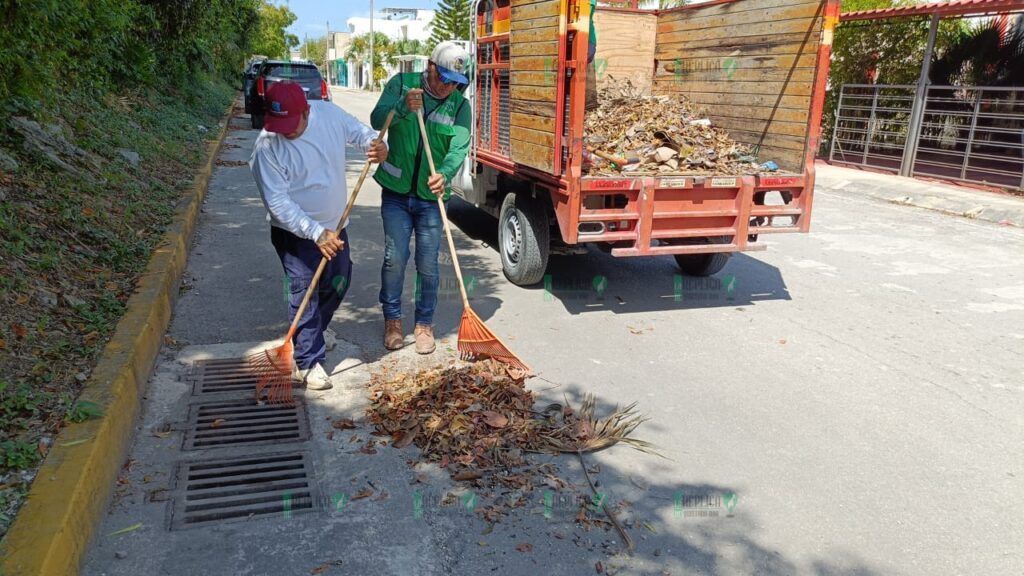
left=509, top=0, right=563, bottom=173
left=653, top=0, right=829, bottom=173
left=470, top=0, right=839, bottom=260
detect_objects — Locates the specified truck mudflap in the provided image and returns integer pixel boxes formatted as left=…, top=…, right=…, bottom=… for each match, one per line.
left=565, top=173, right=811, bottom=257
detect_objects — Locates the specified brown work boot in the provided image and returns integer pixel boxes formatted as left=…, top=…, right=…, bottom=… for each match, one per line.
left=414, top=324, right=435, bottom=355
left=384, top=319, right=404, bottom=350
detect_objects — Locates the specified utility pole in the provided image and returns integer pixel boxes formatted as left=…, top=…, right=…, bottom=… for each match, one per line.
left=900, top=13, right=940, bottom=177
left=369, top=0, right=375, bottom=91
left=326, top=20, right=331, bottom=85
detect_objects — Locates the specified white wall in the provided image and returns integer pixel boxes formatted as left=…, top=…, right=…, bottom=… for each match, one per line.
left=346, top=9, right=435, bottom=41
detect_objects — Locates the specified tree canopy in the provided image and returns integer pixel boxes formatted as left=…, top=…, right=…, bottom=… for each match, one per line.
left=0, top=0, right=298, bottom=111
left=428, top=0, right=472, bottom=50
left=251, top=2, right=300, bottom=60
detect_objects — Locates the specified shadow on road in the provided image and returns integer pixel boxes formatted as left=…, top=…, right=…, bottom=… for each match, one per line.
left=446, top=198, right=793, bottom=316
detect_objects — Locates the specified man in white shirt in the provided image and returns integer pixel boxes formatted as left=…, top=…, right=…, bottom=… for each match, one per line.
left=250, top=81, right=387, bottom=390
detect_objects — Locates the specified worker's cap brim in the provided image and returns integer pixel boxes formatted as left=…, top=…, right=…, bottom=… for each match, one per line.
left=436, top=64, right=468, bottom=86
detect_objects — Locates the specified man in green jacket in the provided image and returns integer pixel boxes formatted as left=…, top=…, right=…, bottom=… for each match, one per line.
left=370, top=41, right=472, bottom=354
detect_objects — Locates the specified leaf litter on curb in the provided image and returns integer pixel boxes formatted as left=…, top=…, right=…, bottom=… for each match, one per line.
left=367, top=360, right=658, bottom=548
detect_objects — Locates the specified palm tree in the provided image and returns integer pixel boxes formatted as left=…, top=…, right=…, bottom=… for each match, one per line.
left=346, top=32, right=396, bottom=87
left=930, top=15, right=1024, bottom=86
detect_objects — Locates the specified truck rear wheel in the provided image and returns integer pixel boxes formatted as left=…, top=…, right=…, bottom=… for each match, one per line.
left=675, top=252, right=731, bottom=277
left=499, top=192, right=549, bottom=286
left=671, top=237, right=732, bottom=277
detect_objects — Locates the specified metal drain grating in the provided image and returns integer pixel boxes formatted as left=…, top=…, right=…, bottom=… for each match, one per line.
left=189, top=357, right=262, bottom=395
left=183, top=397, right=309, bottom=450
left=170, top=451, right=318, bottom=529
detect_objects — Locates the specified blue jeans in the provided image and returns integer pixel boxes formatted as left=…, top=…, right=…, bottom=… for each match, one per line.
left=379, top=189, right=445, bottom=326
left=271, top=226, right=351, bottom=370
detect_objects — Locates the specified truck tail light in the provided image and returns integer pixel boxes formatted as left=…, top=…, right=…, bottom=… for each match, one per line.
left=257, top=77, right=265, bottom=97
left=321, top=80, right=328, bottom=100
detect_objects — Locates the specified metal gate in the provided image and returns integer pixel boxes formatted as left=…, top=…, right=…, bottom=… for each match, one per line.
left=830, top=84, right=1024, bottom=190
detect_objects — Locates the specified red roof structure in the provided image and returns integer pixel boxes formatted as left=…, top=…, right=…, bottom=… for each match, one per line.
left=841, top=0, right=1024, bottom=22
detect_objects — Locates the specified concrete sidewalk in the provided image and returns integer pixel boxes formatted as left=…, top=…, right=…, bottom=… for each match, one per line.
left=816, top=162, right=1024, bottom=227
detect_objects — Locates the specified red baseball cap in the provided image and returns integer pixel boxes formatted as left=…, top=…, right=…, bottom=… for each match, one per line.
left=264, top=82, right=309, bottom=134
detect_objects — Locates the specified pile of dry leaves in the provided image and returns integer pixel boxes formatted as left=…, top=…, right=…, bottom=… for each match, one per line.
left=367, top=360, right=654, bottom=483
left=584, top=79, right=765, bottom=176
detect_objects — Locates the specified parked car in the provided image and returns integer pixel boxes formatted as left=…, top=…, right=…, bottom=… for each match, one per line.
left=248, top=60, right=331, bottom=129
left=242, top=58, right=265, bottom=114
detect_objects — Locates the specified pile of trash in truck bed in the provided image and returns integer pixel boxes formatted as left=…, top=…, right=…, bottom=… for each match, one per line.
left=583, top=79, right=779, bottom=176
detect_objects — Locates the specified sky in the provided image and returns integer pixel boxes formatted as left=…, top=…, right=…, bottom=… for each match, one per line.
left=280, top=0, right=440, bottom=39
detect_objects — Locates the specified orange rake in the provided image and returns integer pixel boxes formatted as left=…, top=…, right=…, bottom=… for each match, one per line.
left=249, top=110, right=396, bottom=404
left=414, top=109, right=530, bottom=373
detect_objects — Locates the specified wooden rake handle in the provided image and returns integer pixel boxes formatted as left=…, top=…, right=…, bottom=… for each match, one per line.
left=415, top=108, right=471, bottom=309
left=285, top=109, right=396, bottom=339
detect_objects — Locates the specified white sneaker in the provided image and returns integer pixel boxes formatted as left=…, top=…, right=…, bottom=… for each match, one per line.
left=292, top=363, right=333, bottom=390
left=324, top=328, right=338, bottom=352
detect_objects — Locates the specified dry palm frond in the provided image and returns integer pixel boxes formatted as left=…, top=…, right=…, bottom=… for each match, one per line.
left=533, top=393, right=661, bottom=456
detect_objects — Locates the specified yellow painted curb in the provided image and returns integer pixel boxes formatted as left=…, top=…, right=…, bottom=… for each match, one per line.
left=0, top=101, right=237, bottom=576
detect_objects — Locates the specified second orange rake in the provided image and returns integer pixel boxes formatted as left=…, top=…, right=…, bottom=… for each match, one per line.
left=414, top=108, right=530, bottom=373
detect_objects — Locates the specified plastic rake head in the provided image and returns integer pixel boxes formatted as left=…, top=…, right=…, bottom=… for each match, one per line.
left=248, top=340, right=295, bottom=406
left=456, top=308, right=531, bottom=373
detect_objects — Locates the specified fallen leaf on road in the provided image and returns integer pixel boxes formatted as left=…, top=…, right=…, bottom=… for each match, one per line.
left=453, top=470, right=482, bottom=482
left=515, top=543, right=533, bottom=553
left=332, top=418, right=357, bottom=430
left=778, top=339, right=787, bottom=345
left=211, top=418, right=226, bottom=428
left=596, top=561, right=604, bottom=573
left=351, top=488, right=373, bottom=501
left=109, top=523, right=142, bottom=536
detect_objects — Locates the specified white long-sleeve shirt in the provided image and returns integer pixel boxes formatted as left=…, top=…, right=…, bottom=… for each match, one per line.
left=249, top=101, right=378, bottom=241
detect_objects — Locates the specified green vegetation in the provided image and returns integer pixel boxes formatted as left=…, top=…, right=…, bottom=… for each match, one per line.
left=344, top=33, right=430, bottom=88
left=0, top=0, right=293, bottom=538
left=821, top=0, right=969, bottom=153
left=429, top=0, right=472, bottom=49
left=253, top=2, right=301, bottom=59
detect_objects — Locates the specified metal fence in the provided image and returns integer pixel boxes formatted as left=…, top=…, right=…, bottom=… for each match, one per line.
left=829, top=84, right=1024, bottom=190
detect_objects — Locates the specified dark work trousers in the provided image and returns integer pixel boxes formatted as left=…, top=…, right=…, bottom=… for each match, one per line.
left=270, top=226, right=352, bottom=370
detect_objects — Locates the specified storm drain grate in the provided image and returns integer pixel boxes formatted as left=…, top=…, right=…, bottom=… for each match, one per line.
left=189, top=357, right=263, bottom=395
left=183, top=397, right=309, bottom=450
left=170, top=452, right=318, bottom=529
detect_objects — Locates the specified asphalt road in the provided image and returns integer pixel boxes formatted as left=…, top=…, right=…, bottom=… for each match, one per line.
left=83, top=89, right=1024, bottom=576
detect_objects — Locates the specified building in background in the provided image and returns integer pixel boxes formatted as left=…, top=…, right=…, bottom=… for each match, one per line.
left=345, top=8, right=435, bottom=89
left=327, top=31, right=352, bottom=86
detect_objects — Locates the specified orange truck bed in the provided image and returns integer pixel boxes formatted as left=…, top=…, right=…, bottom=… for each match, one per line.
left=456, top=0, right=840, bottom=285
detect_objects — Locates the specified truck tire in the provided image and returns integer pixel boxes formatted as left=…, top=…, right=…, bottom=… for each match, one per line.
left=672, top=237, right=732, bottom=277
left=499, top=192, right=549, bottom=286
left=251, top=112, right=264, bottom=130
left=675, top=252, right=731, bottom=277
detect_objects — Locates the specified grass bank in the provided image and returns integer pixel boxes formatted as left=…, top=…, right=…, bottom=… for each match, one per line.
left=0, top=80, right=235, bottom=537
